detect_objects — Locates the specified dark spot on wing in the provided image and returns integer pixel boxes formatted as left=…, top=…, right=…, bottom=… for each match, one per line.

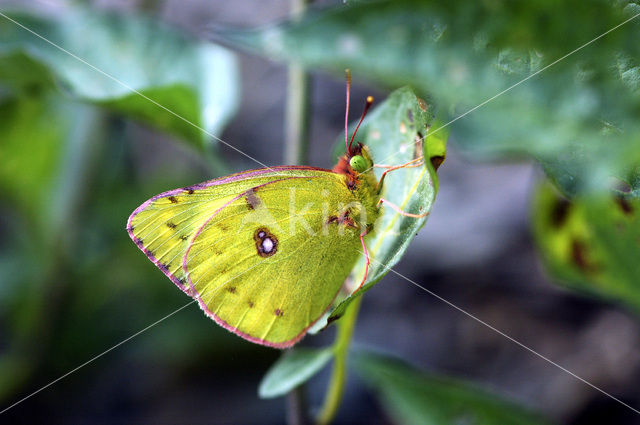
left=248, top=301, right=254, bottom=308
left=168, top=196, right=179, bottom=204
left=615, top=195, right=633, bottom=215
left=245, top=189, right=261, bottom=210
left=144, top=248, right=155, bottom=258
left=134, top=237, right=144, bottom=248
left=159, top=263, right=170, bottom=272
left=327, top=212, right=357, bottom=229
left=183, top=183, right=205, bottom=193
left=166, top=222, right=177, bottom=229
left=274, top=308, right=283, bottom=317
left=254, top=227, right=278, bottom=257
left=180, top=235, right=189, bottom=241
left=226, top=286, right=237, bottom=294
left=128, top=226, right=134, bottom=232
left=550, top=198, right=571, bottom=228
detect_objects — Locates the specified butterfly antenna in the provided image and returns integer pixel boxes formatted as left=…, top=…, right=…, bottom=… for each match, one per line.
left=345, top=69, right=352, bottom=156
left=348, top=95, right=374, bottom=154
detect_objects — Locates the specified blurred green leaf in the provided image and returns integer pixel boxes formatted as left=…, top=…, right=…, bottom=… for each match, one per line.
left=0, top=94, right=72, bottom=228
left=354, top=351, right=553, bottom=425
left=258, top=347, right=333, bottom=399
left=532, top=179, right=640, bottom=312
left=312, top=87, right=443, bottom=327
left=0, top=7, right=238, bottom=149
left=215, top=0, right=640, bottom=196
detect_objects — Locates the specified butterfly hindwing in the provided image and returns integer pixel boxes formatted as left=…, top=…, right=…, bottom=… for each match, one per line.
left=184, top=173, right=363, bottom=347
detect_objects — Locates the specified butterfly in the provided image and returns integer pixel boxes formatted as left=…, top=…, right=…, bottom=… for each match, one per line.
left=127, top=75, right=428, bottom=348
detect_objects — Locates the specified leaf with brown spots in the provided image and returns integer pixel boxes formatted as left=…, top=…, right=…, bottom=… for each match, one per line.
left=533, top=180, right=640, bottom=313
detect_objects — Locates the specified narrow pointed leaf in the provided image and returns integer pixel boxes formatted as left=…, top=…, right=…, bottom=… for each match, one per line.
left=312, top=87, right=444, bottom=328
left=258, top=347, right=333, bottom=399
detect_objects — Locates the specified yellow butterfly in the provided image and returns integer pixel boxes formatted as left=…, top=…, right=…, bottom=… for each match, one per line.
left=127, top=78, right=428, bottom=348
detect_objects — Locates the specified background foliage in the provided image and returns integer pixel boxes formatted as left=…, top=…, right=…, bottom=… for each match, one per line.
left=0, top=0, right=639, bottom=424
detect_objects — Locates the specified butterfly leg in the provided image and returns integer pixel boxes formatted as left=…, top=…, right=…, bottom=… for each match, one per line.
left=373, top=156, right=425, bottom=169
left=375, top=156, right=425, bottom=193
left=354, top=227, right=371, bottom=294
left=378, top=198, right=429, bottom=218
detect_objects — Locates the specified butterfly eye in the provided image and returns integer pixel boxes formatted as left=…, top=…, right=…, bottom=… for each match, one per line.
left=349, top=155, right=368, bottom=172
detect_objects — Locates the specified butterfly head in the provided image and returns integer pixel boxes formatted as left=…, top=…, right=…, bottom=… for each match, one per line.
left=348, top=143, right=374, bottom=174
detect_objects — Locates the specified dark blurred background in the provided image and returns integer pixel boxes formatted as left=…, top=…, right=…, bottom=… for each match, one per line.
left=0, top=1, right=639, bottom=424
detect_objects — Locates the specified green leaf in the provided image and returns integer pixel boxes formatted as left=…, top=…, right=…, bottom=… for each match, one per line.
left=214, top=0, right=640, bottom=196
left=0, top=94, right=73, bottom=229
left=258, top=347, right=333, bottom=399
left=0, top=8, right=238, bottom=149
left=314, top=87, right=444, bottom=327
left=532, top=179, right=640, bottom=312
left=354, top=351, right=553, bottom=425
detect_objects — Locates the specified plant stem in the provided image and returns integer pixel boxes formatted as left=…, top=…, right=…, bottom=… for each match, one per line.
left=287, top=385, right=311, bottom=425
left=316, top=295, right=363, bottom=425
left=285, top=1, right=313, bottom=424
left=285, top=0, right=312, bottom=166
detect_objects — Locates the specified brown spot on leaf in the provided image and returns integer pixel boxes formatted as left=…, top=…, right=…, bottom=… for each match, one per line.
left=168, top=196, right=179, bottom=204
left=430, top=156, right=444, bottom=171
left=274, top=308, right=283, bottom=317
left=414, top=133, right=423, bottom=160
left=615, top=196, right=633, bottom=215
left=417, top=98, right=428, bottom=111
left=327, top=313, right=343, bottom=325
left=550, top=198, right=571, bottom=228
left=571, top=239, right=596, bottom=272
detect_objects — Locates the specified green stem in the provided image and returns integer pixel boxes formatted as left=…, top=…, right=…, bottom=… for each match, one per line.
left=284, top=0, right=313, bottom=423
left=316, top=295, right=363, bottom=425
left=285, top=0, right=312, bottom=166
